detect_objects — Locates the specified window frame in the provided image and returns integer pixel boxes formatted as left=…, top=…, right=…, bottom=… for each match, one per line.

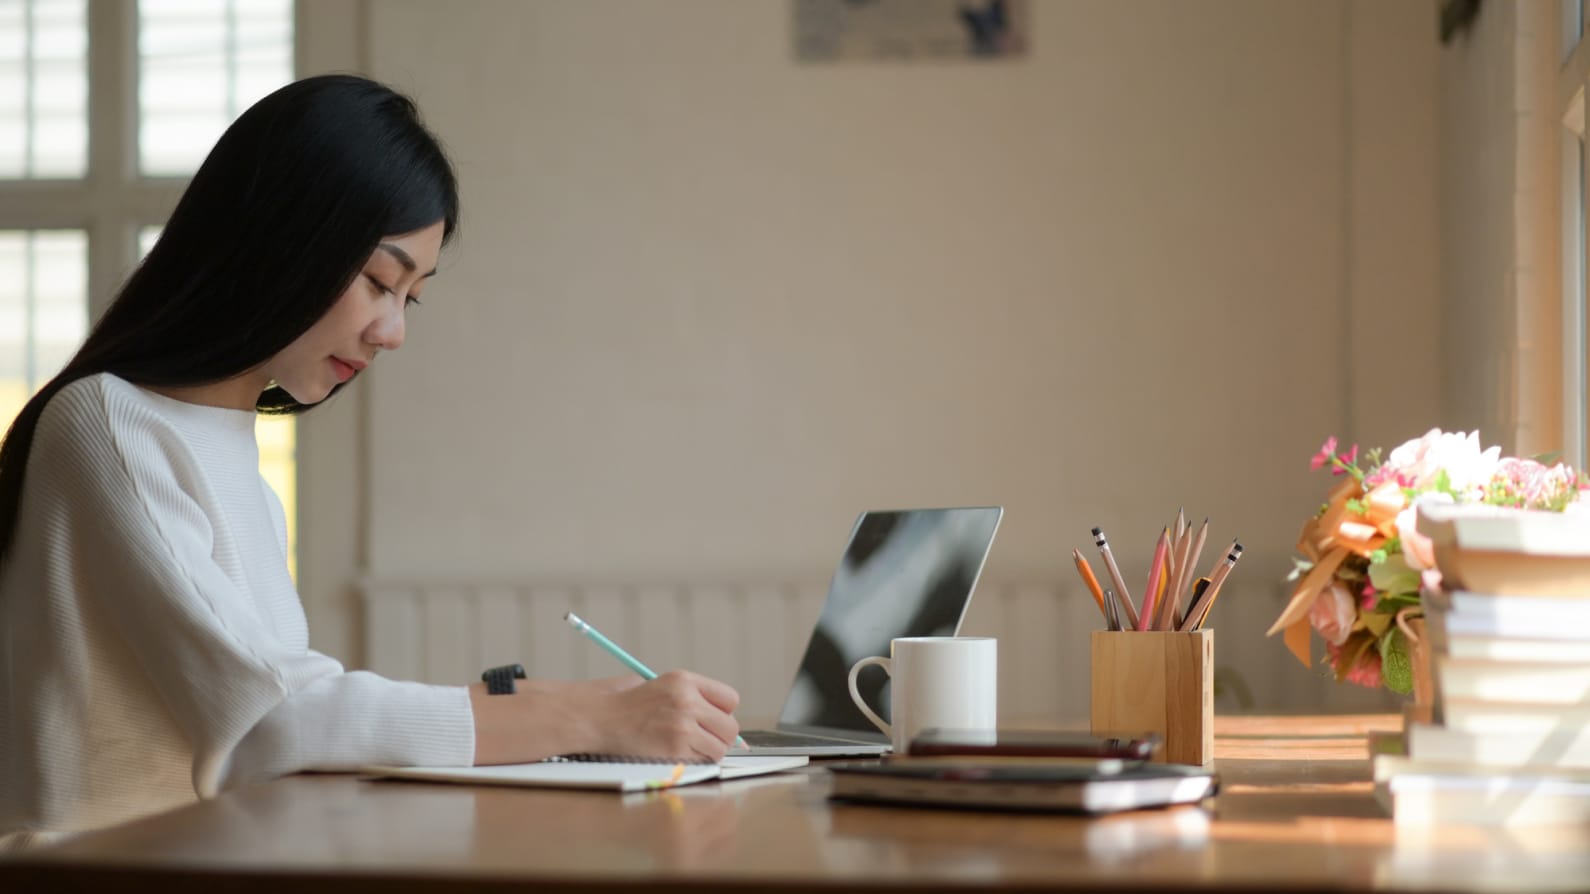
left=1562, top=1, right=1590, bottom=471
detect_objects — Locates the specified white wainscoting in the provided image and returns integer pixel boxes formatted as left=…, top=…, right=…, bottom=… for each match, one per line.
left=361, top=580, right=1306, bottom=724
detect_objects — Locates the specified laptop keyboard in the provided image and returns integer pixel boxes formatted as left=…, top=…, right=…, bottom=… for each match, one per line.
left=737, top=729, right=858, bottom=748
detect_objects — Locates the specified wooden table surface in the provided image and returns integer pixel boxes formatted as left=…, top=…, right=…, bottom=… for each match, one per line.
left=4, top=714, right=1589, bottom=893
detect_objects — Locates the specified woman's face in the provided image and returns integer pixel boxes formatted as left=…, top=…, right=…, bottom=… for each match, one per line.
left=264, top=220, right=446, bottom=405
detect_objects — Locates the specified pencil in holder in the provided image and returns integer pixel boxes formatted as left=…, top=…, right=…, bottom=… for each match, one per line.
left=1089, top=628, right=1214, bottom=766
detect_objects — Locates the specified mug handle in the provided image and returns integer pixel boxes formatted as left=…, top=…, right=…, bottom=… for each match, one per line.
left=847, top=656, right=892, bottom=737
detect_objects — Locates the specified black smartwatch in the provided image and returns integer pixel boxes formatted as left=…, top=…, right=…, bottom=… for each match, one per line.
left=481, top=663, right=527, bottom=695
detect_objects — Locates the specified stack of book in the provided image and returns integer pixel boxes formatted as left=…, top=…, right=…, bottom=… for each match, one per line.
left=1373, top=503, right=1590, bottom=826
left=826, top=730, right=1218, bottom=814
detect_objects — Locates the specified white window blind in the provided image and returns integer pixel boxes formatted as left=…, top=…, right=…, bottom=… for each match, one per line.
left=0, top=229, right=87, bottom=423
left=0, top=0, right=88, bottom=179
left=138, top=0, right=292, bottom=177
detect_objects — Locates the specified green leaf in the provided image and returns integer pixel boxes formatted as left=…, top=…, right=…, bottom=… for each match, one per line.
left=1361, top=611, right=1392, bottom=638
left=1377, top=592, right=1421, bottom=610
left=1345, top=498, right=1366, bottom=514
left=1432, top=468, right=1453, bottom=495
left=1379, top=628, right=1413, bottom=695
left=1367, top=553, right=1420, bottom=597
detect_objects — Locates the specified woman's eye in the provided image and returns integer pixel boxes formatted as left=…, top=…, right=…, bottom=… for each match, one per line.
left=365, top=274, right=395, bottom=295
left=405, top=294, right=423, bottom=307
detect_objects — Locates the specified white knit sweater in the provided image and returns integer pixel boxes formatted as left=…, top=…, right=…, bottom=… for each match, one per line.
left=0, top=374, right=474, bottom=848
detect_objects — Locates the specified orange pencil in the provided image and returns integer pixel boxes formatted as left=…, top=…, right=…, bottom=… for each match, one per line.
left=1136, top=528, right=1171, bottom=631
left=1180, top=518, right=1210, bottom=606
left=1194, top=542, right=1243, bottom=629
left=1175, top=577, right=1211, bottom=632
left=1071, top=548, right=1109, bottom=621
left=1182, top=542, right=1242, bottom=630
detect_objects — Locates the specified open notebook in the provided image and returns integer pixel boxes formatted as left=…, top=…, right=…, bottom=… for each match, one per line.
left=363, top=754, right=808, bottom=793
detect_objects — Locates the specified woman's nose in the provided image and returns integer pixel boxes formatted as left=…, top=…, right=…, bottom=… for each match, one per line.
left=366, top=304, right=406, bottom=351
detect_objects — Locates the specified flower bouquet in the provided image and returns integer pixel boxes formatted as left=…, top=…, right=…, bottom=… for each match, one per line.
left=1266, top=429, right=1588, bottom=693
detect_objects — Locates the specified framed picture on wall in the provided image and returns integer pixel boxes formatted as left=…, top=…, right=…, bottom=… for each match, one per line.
left=794, top=0, right=1029, bottom=63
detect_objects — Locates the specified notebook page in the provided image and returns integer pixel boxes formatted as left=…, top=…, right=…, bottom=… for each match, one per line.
left=366, top=760, right=721, bottom=792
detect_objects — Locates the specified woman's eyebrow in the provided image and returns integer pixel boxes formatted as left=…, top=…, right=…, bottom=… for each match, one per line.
left=376, top=242, right=438, bottom=277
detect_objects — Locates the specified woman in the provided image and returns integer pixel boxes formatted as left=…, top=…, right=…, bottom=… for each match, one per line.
left=0, top=75, right=740, bottom=849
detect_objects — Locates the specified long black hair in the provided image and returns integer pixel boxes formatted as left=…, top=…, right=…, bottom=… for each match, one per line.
left=0, top=74, right=460, bottom=563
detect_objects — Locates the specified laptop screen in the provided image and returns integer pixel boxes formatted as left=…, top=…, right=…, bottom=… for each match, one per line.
left=776, top=506, right=1003, bottom=736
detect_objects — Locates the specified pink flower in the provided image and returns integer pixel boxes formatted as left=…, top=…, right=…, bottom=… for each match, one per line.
left=1326, top=640, right=1383, bottom=688
left=1333, top=444, right=1359, bottom=476
left=1364, top=465, right=1414, bottom=490
left=1311, top=437, right=1338, bottom=471
left=1488, top=458, right=1581, bottom=509
left=1396, top=495, right=1450, bottom=572
left=1308, top=582, right=1357, bottom=647
left=1421, top=568, right=1443, bottom=594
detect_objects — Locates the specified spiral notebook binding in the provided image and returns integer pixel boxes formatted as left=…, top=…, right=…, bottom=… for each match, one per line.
left=550, top=753, right=713, bottom=766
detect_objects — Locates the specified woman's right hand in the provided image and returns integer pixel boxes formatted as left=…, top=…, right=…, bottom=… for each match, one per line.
left=468, top=670, right=740, bottom=766
left=583, top=671, right=740, bottom=762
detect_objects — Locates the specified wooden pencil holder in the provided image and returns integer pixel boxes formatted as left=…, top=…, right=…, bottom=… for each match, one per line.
left=1090, top=629, right=1214, bottom=766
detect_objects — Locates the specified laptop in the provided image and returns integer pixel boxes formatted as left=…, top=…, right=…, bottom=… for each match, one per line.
left=732, top=506, right=1003, bottom=757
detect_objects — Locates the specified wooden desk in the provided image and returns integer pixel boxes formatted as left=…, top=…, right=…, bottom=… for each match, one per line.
left=4, top=715, right=1588, bottom=893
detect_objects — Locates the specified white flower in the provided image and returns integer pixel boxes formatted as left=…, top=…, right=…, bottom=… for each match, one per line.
left=1385, top=429, right=1501, bottom=496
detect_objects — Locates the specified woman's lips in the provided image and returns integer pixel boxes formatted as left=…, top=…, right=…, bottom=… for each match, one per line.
left=331, top=357, right=358, bottom=383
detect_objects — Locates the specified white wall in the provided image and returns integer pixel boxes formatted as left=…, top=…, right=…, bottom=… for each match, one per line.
left=298, top=0, right=1445, bottom=716
left=1440, top=0, right=1562, bottom=457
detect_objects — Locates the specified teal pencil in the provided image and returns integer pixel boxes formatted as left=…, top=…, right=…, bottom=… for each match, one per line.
left=564, top=611, right=747, bottom=750
left=565, top=611, right=655, bottom=678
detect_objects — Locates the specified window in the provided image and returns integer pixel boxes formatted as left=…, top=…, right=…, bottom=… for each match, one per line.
left=1, top=0, right=297, bottom=572
left=0, top=0, right=87, bottom=178
left=139, top=0, right=293, bottom=176
left=0, top=230, right=87, bottom=422
left=1564, top=1, right=1590, bottom=470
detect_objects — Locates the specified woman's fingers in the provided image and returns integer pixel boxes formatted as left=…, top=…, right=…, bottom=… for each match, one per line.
left=693, top=674, right=741, bottom=714
left=594, top=670, right=742, bottom=760
left=695, top=704, right=740, bottom=750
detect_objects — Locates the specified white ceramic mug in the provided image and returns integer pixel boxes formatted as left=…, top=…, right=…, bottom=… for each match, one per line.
left=846, top=636, right=997, bottom=753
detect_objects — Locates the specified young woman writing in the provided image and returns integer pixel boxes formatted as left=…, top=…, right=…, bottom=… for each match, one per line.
left=0, top=75, right=739, bottom=849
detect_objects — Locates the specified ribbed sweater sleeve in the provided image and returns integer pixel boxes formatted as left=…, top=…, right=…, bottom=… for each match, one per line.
left=34, top=379, right=474, bottom=797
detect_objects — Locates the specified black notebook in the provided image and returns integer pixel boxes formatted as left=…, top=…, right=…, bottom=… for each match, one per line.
left=826, top=760, right=1218, bottom=813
